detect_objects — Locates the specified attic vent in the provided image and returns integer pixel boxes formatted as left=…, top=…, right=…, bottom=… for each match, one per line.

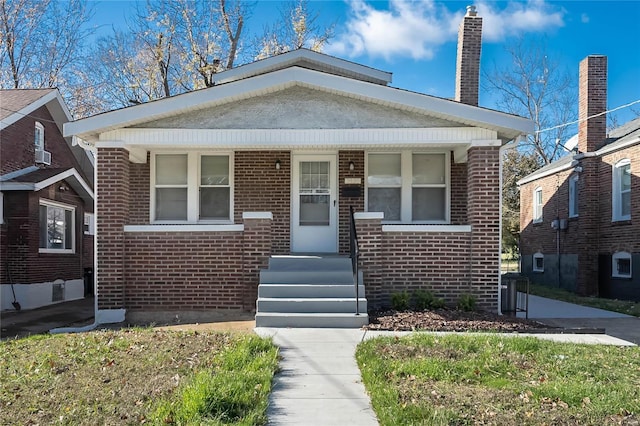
left=35, top=149, right=52, bottom=165
left=52, top=279, right=65, bottom=302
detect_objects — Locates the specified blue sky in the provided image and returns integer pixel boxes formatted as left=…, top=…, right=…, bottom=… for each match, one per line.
left=91, top=0, right=640, bottom=125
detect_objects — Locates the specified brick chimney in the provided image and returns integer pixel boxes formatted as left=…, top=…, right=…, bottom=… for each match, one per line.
left=455, top=5, right=483, bottom=106
left=578, top=55, right=607, bottom=153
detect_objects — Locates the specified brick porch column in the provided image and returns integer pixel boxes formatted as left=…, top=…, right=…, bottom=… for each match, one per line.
left=96, top=147, right=130, bottom=322
left=354, top=212, right=383, bottom=308
left=467, top=144, right=501, bottom=312
left=242, top=212, right=272, bottom=311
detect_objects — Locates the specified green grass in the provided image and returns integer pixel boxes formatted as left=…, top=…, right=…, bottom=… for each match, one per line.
left=0, top=329, right=278, bottom=425
left=529, top=283, right=640, bottom=317
left=357, top=334, right=640, bottom=425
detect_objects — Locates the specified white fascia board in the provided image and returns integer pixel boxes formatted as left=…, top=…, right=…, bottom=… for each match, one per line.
left=596, top=136, right=640, bottom=156
left=34, top=169, right=94, bottom=200
left=65, top=67, right=533, bottom=142
left=215, top=49, right=392, bottom=86
left=0, top=182, right=34, bottom=190
left=517, top=160, right=579, bottom=186
left=0, top=166, right=39, bottom=181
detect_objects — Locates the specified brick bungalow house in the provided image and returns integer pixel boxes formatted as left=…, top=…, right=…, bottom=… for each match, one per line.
left=519, top=55, right=640, bottom=302
left=65, top=8, right=533, bottom=326
left=0, top=89, right=95, bottom=311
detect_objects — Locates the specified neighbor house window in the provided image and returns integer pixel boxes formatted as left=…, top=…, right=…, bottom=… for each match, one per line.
left=613, top=159, right=631, bottom=221
left=533, top=252, right=544, bottom=272
left=533, top=187, right=543, bottom=223
left=366, top=151, right=448, bottom=223
left=34, top=122, right=44, bottom=151
left=39, top=200, right=75, bottom=253
left=84, top=212, right=95, bottom=235
left=569, top=174, right=579, bottom=218
left=612, top=251, right=632, bottom=278
left=152, top=153, right=233, bottom=223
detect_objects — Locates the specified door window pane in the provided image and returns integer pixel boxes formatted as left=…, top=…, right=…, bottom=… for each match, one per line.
left=156, top=188, right=187, bottom=220
left=300, top=194, right=329, bottom=226
left=156, top=154, right=188, bottom=185
left=300, top=161, right=329, bottom=192
left=412, top=188, right=445, bottom=221
left=413, top=154, right=445, bottom=184
left=200, top=187, right=230, bottom=220
left=368, top=154, right=401, bottom=186
left=368, top=188, right=401, bottom=220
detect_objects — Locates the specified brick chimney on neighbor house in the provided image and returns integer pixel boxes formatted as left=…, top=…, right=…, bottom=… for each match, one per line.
left=578, top=55, right=607, bottom=153
left=455, top=5, right=483, bottom=106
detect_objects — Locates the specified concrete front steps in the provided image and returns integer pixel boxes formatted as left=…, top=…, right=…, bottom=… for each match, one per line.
left=255, top=255, right=368, bottom=328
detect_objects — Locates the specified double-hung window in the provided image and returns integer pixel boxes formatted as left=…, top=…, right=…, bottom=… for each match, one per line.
left=34, top=122, right=44, bottom=151
left=569, top=174, right=579, bottom=218
left=367, top=152, right=448, bottom=223
left=152, top=153, right=232, bottom=223
left=533, top=187, right=543, bottom=223
left=39, top=200, right=75, bottom=253
left=613, top=159, right=631, bottom=221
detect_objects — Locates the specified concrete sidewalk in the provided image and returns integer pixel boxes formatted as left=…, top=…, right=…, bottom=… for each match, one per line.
left=256, top=326, right=636, bottom=426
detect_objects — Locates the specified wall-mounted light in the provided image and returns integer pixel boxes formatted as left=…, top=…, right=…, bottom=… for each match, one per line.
left=275, top=159, right=281, bottom=170
left=59, top=184, right=68, bottom=192
left=349, top=161, right=355, bottom=171
left=574, top=166, right=583, bottom=173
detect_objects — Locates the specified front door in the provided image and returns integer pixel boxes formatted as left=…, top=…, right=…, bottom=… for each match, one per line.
left=292, top=154, right=338, bottom=253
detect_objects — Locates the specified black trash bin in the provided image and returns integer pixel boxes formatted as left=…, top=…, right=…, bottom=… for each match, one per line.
left=84, top=268, right=94, bottom=297
left=501, top=274, right=518, bottom=315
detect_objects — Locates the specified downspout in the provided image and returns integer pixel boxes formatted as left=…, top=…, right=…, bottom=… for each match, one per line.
left=51, top=138, right=99, bottom=334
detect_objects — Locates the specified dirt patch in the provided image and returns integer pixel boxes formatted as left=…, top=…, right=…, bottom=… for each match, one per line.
left=364, top=308, right=552, bottom=332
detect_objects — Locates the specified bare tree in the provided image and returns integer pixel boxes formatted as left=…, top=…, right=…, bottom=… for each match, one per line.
left=484, top=38, right=576, bottom=165
left=255, top=0, right=334, bottom=60
left=0, top=0, right=93, bottom=90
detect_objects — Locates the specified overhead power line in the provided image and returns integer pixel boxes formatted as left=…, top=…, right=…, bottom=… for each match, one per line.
left=536, top=99, right=640, bottom=135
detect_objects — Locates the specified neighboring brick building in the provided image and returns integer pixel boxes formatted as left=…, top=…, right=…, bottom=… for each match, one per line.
left=519, top=55, right=640, bottom=301
left=65, top=8, right=533, bottom=325
left=0, top=89, right=95, bottom=311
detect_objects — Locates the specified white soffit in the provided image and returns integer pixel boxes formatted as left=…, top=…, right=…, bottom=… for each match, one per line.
left=65, top=67, right=533, bottom=142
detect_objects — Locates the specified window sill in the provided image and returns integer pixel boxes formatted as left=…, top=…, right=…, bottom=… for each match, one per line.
left=382, top=224, right=471, bottom=233
left=124, top=224, right=243, bottom=232
left=612, top=218, right=631, bottom=225
left=39, top=249, right=75, bottom=254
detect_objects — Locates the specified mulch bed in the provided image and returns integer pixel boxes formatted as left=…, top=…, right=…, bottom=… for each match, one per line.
left=365, top=308, right=554, bottom=332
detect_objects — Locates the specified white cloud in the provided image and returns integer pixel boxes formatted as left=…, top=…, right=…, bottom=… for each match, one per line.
left=326, top=0, right=566, bottom=60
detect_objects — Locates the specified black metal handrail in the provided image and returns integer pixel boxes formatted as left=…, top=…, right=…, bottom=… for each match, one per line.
left=349, top=206, right=360, bottom=316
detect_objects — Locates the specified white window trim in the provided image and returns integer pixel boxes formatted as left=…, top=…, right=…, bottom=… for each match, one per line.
left=612, top=159, right=631, bottom=222
left=364, top=150, right=451, bottom=224
left=533, top=187, right=543, bottom=223
left=39, top=199, right=75, bottom=254
left=150, top=151, right=234, bottom=224
left=34, top=121, right=44, bottom=151
left=612, top=251, right=632, bottom=278
left=532, top=252, right=544, bottom=272
left=569, top=174, right=579, bottom=218
left=84, top=212, right=95, bottom=235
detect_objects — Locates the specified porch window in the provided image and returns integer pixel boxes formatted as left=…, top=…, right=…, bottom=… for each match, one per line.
left=366, top=151, right=448, bottom=223
left=39, top=200, right=75, bottom=253
left=152, top=153, right=233, bottom=223
left=613, top=159, right=631, bottom=221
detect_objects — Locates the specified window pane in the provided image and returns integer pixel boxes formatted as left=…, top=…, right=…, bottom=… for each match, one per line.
left=200, top=187, right=230, bottom=220
left=156, top=154, right=187, bottom=185
left=368, top=188, right=401, bottom=220
left=617, top=258, right=631, bottom=275
left=621, top=165, right=631, bottom=191
left=368, top=154, right=401, bottom=186
left=47, top=206, right=65, bottom=249
left=412, top=188, right=445, bottom=221
left=201, top=156, right=229, bottom=185
left=622, top=192, right=631, bottom=217
left=156, top=188, right=187, bottom=220
left=413, top=154, right=445, bottom=184
left=299, top=194, right=330, bottom=226
left=65, top=209, right=73, bottom=249
left=300, top=161, right=329, bottom=191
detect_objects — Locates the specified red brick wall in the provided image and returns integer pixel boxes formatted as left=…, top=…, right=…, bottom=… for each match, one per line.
left=381, top=231, right=472, bottom=305
left=129, top=155, right=150, bottom=225
left=234, top=151, right=290, bottom=254
left=578, top=56, right=607, bottom=153
left=338, top=151, right=365, bottom=254
left=455, top=10, right=482, bottom=106
left=124, top=232, right=244, bottom=310
left=451, top=159, right=468, bottom=224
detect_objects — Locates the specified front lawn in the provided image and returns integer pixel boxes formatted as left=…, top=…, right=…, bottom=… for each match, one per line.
left=0, top=329, right=278, bottom=425
left=357, top=334, right=640, bottom=425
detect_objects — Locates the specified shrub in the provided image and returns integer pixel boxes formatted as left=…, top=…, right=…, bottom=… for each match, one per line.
left=391, top=291, right=410, bottom=311
left=413, top=289, right=445, bottom=310
left=457, top=293, right=477, bottom=311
